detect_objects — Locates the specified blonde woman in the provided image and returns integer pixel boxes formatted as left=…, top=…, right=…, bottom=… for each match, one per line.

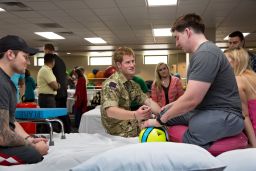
left=225, top=48, right=256, bottom=147
left=151, top=63, right=184, bottom=107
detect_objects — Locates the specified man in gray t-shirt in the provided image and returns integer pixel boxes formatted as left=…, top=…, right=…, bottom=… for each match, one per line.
left=142, top=13, right=244, bottom=149
left=188, top=41, right=241, bottom=112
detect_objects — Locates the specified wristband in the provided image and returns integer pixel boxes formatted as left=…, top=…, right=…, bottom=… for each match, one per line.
left=156, top=115, right=166, bottom=126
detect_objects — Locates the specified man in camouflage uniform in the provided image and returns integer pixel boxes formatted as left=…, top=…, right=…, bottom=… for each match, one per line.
left=101, top=47, right=161, bottom=137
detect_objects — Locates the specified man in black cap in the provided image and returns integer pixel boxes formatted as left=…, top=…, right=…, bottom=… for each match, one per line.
left=0, top=35, right=48, bottom=165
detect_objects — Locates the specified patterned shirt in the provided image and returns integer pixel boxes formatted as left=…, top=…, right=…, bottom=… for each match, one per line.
left=101, top=71, right=148, bottom=137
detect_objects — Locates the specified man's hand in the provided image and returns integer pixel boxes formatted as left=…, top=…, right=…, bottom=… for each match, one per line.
left=135, top=105, right=151, bottom=121
left=31, top=137, right=48, bottom=144
left=32, top=141, right=49, bottom=156
left=141, top=119, right=161, bottom=129
left=26, top=135, right=48, bottom=144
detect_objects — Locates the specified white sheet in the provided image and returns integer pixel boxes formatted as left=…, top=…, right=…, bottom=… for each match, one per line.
left=1, top=133, right=138, bottom=171
left=79, top=106, right=105, bottom=134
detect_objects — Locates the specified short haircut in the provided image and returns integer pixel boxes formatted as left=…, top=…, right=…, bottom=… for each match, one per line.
left=228, top=31, right=244, bottom=41
left=113, top=47, right=135, bottom=64
left=44, top=43, right=55, bottom=51
left=171, top=13, right=205, bottom=34
left=44, top=53, right=55, bottom=64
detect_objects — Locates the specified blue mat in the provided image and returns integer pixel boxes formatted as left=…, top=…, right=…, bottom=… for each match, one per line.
left=15, top=108, right=67, bottom=119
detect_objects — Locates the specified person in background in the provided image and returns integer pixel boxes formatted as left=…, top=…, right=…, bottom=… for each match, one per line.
left=101, top=47, right=161, bottom=137
left=44, top=43, right=71, bottom=133
left=67, top=69, right=77, bottom=89
left=11, top=73, right=25, bottom=102
left=73, top=68, right=88, bottom=128
left=0, top=35, right=48, bottom=165
left=142, top=13, right=244, bottom=149
left=224, top=48, right=256, bottom=147
left=23, top=69, right=36, bottom=102
left=151, top=62, right=184, bottom=107
left=228, top=31, right=256, bottom=72
left=76, top=66, right=88, bottom=85
left=37, top=53, right=59, bottom=108
left=130, top=75, right=150, bottom=111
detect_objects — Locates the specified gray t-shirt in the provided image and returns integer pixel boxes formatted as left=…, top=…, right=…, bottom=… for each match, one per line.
left=187, top=41, right=242, bottom=113
left=0, top=68, right=17, bottom=130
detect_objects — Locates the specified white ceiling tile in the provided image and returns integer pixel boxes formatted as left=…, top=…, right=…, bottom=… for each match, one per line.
left=24, top=1, right=59, bottom=10
left=0, top=0, right=256, bottom=52
left=54, top=1, right=88, bottom=10
left=83, top=0, right=116, bottom=8
left=116, top=0, right=146, bottom=7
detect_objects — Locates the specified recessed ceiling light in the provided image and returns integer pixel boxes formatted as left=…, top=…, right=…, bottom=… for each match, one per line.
left=147, top=0, right=177, bottom=6
left=223, top=32, right=250, bottom=40
left=84, top=37, right=107, bottom=44
left=34, top=32, right=65, bottom=39
left=67, top=52, right=71, bottom=55
left=153, top=28, right=172, bottom=37
left=0, top=8, right=5, bottom=12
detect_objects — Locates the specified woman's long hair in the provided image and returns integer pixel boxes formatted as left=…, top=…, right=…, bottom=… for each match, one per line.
left=154, top=63, right=171, bottom=92
left=225, top=48, right=256, bottom=94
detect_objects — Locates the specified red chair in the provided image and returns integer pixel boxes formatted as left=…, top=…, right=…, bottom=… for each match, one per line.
left=19, top=122, right=36, bottom=134
left=167, top=125, right=248, bottom=156
left=16, top=102, right=37, bottom=108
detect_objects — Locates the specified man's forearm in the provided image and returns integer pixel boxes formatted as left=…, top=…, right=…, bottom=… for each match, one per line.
left=14, top=121, right=30, bottom=138
left=145, top=98, right=161, bottom=114
left=160, top=95, right=196, bottom=123
left=106, top=106, right=135, bottom=120
left=0, top=109, right=27, bottom=146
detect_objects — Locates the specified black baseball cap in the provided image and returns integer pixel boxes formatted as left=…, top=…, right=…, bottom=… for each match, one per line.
left=0, top=35, right=39, bottom=55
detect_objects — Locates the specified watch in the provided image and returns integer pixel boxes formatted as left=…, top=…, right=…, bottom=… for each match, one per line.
left=156, top=114, right=166, bottom=126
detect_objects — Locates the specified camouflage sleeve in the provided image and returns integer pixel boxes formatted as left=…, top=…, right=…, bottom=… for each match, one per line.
left=101, top=79, right=120, bottom=110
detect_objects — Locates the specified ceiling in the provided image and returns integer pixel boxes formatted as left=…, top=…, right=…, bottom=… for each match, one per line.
left=0, top=0, right=256, bottom=56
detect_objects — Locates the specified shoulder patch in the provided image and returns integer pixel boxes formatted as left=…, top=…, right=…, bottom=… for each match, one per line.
left=109, top=81, right=117, bottom=90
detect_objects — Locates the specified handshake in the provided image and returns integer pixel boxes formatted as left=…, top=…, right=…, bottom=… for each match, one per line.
left=136, top=105, right=169, bottom=121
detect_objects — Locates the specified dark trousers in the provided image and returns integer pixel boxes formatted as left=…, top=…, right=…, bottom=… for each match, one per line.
left=38, top=94, right=56, bottom=108
left=73, top=107, right=82, bottom=128
left=23, top=99, right=35, bottom=102
left=38, top=94, right=71, bottom=133
left=0, top=146, right=43, bottom=165
left=37, top=94, right=56, bottom=133
left=56, top=96, right=71, bottom=133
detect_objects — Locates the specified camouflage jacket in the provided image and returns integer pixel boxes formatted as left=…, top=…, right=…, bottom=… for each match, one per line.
left=101, top=71, right=148, bottom=137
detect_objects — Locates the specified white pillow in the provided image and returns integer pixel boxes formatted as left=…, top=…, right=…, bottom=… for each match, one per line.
left=217, top=148, right=256, bottom=171
left=71, top=142, right=226, bottom=171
